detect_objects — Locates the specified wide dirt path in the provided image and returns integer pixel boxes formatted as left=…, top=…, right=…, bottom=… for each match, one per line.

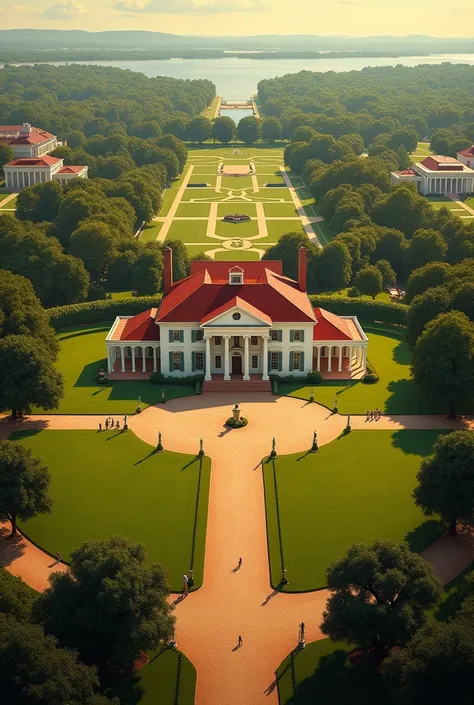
left=1, top=399, right=474, bottom=705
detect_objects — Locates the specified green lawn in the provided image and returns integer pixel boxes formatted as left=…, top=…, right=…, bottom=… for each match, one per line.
left=15, top=430, right=210, bottom=592
left=322, top=288, right=392, bottom=303
left=215, top=219, right=259, bottom=238
left=277, top=639, right=386, bottom=705
left=264, top=429, right=444, bottom=592
left=140, top=222, right=163, bottom=243
left=181, top=188, right=227, bottom=202
left=192, top=164, right=219, bottom=175
left=165, top=220, right=208, bottom=243
left=103, top=648, right=195, bottom=705
left=221, top=176, right=254, bottom=190
left=214, top=250, right=260, bottom=260
left=217, top=202, right=257, bottom=218
left=280, top=326, right=441, bottom=415
left=175, top=203, right=211, bottom=218
left=410, top=141, right=433, bottom=162
left=201, top=95, right=221, bottom=119
left=464, top=196, right=474, bottom=209
left=189, top=173, right=217, bottom=186
left=263, top=203, right=298, bottom=218
left=43, top=324, right=193, bottom=414
left=266, top=220, right=305, bottom=239
left=0, top=195, right=17, bottom=209
left=107, top=290, right=134, bottom=300
left=257, top=173, right=284, bottom=187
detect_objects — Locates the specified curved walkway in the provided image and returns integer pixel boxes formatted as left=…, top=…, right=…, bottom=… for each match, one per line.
left=1, top=397, right=474, bottom=705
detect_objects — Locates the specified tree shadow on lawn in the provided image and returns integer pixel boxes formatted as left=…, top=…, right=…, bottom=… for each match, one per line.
left=74, top=360, right=106, bottom=388
left=284, top=650, right=389, bottom=705
left=405, top=519, right=445, bottom=553
left=434, top=561, right=474, bottom=623
left=60, top=326, right=109, bottom=343
left=384, top=379, right=439, bottom=415
left=390, top=429, right=444, bottom=456
left=101, top=669, right=145, bottom=705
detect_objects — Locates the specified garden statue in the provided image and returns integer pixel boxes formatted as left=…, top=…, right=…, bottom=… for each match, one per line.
left=232, top=403, right=241, bottom=422
left=309, top=387, right=315, bottom=403
left=270, top=436, right=277, bottom=459
left=161, top=390, right=166, bottom=404
left=123, top=414, right=128, bottom=431
left=310, top=430, right=319, bottom=453
left=298, top=622, right=306, bottom=648
left=281, top=567, right=288, bottom=585
left=137, top=396, right=142, bottom=412
left=333, top=397, right=338, bottom=414
left=157, top=431, right=163, bottom=453
left=169, top=629, right=177, bottom=649
left=346, top=414, right=351, bottom=432
left=198, top=438, right=205, bottom=457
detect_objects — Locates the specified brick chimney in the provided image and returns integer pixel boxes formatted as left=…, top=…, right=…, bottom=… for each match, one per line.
left=298, top=246, right=307, bottom=292
left=163, top=247, right=173, bottom=295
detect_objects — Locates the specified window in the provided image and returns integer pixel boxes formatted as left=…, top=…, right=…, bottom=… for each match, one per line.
left=214, top=336, right=222, bottom=346
left=233, top=336, right=240, bottom=347
left=229, top=272, right=243, bottom=285
left=215, top=355, right=222, bottom=369
left=172, top=330, right=181, bottom=342
left=293, top=330, right=301, bottom=342
left=270, top=330, right=280, bottom=341
left=193, top=330, right=204, bottom=342
left=293, top=352, right=301, bottom=370
left=232, top=312, right=241, bottom=320
left=270, top=352, right=280, bottom=370
left=251, top=355, right=258, bottom=369
left=173, top=352, right=181, bottom=370
left=250, top=336, right=258, bottom=346
left=195, top=352, right=204, bottom=370
left=290, top=329, right=305, bottom=343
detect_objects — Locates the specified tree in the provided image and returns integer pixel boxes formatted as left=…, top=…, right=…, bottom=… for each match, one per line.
left=373, top=229, right=408, bottom=276
left=263, top=231, right=318, bottom=286
left=321, top=540, right=442, bottom=657
left=413, top=431, right=474, bottom=536
left=0, top=614, right=117, bottom=705
left=132, top=246, right=163, bottom=295
left=35, top=535, right=175, bottom=668
left=383, top=602, right=474, bottom=705
left=406, top=286, right=451, bottom=346
left=0, top=270, right=59, bottom=357
left=0, top=335, right=64, bottom=419
left=373, top=185, right=431, bottom=238
left=106, top=250, right=137, bottom=290
left=375, top=259, right=396, bottom=287
left=410, top=229, right=447, bottom=271
left=0, top=143, right=14, bottom=171
left=261, top=117, right=282, bottom=143
left=211, top=116, right=235, bottom=144
left=355, top=265, right=383, bottom=298
left=292, top=126, right=317, bottom=143
left=165, top=239, right=189, bottom=282
left=237, top=115, right=261, bottom=144
left=313, top=241, right=352, bottom=290
left=186, top=115, right=212, bottom=143
left=69, top=220, right=117, bottom=280
left=411, top=311, right=474, bottom=418
left=405, top=262, right=450, bottom=304
left=157, top=134, right=188, bottom=170
left=16, top=180, right=63, bottom=223
left=0, top=440, right=52, bottom=538
left=163, top=116, right=189, bottom=142
left=0, top=568, right=37, bottom=621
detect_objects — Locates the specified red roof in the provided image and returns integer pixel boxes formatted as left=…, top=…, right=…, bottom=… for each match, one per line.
left=313, top=308, right=353, bottom=341
left=157, top=263, right=315, bottom=323
left=4, top=156, right=61, bottom=167
left=420, top=156, right=463, bottom=171
left=394, top=168, right=417, bottom=175
left=200, top=296, right=272, bottom=325
left=57, top=165, right=85, bottom=174
left=458, top=145, right=474, bottom=158
left=120, top=308, right=160, bottom=341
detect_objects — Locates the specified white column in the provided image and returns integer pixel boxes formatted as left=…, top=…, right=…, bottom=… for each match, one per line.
left=328, top=346, right=332, bottom=372
left=262, top=336, right=269, bottom=381
left=205, top=337, right=211, bottom=381
left=107, top=346, right=112, bottom=373
left=142, top=346, right=146, bottom=372
left=348, top=346, right=353, bottom=370
left=120, top=346, right=125, bottom=372
left=131, top=346, right=136, bottom=373
left=317, top=346, right=321, bottom=372
left=362, top=347, right=367, bottom=371
left=153, top=347, right=157, bottom=372
left=243, top=335, right=250, bottom=380
left=224, top=335, right=230, bottom=380
left=338, top=345, right=343, bottom=372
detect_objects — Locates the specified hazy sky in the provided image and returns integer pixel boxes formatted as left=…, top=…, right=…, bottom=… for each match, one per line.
left=1, top=0, right=474, bottom=37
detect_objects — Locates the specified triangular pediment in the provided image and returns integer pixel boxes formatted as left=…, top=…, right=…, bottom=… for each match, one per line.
left=200, top=297, right=272, bottom=327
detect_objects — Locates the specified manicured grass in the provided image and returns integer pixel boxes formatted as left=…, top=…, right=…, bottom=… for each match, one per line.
left=140, top=222, right=163, bottom=243
left=257, top=173, right=284, bottom=186
left=175, top=203, right=211, bottom=218
left=217, top=202, right=257, bottom=218
left=464, top=196, right=474, bottom=209
left=107, top=290, right=134, bottom=300
left=277, top=639, right=386, bottom=705
left=410, top=141, right=433, bottom=162
left=280, top=326, right=442, bottom=415
left=165, top=220, right=208, bottom=243
left=201, top=94, right=221, bottom=119
left=263, top=202, right=298, bottom=218
left=214, top=250, right=260, bottom=260
left=322, top=288, right=392, bottom=303
left=103, top=648, right=196, bottom=705
left=192, top=164, right=220, bottom=175
left=257, top=188, right=292, bottom=200
left=15, top=430, right=211, bottom=592
left=181, top=188, right=227, bottom=202
left=266, top=220, right=305, bottom=239
left=0, top=195, right=17, bottom=209
left=189, top=173, right=217, bottom=186
left=215, top=219, right=259, bottom=238
left=44, top=324, right=193, bottom=414
left=158, top=172, right=186, bottom=217
left=264, top=429, right=444, bottom=591
left=221, top=176, right=254, bottom=190
left=425, top=196, right=463, bottom=211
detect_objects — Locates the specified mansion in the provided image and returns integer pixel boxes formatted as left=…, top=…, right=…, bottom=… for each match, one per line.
left=0, top=123, right=57, bottom=158
left=391, top=153, right=474, bottom=195
left=3, top=155, right=88, bottom=191
left=105, top=249, right=369, bottom=386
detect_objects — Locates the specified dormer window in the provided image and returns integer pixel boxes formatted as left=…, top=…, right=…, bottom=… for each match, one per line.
left=229, top=267, right=244, bottom=285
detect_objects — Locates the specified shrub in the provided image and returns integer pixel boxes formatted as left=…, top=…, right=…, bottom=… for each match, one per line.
left=362, top=358, right=379, bottom=384
left=307, top=370, right=323, bottom=384
left=48, top=295, right=163, bottom=329
left=225, top=416, right=248, bottom=428
left=150, top=372, right=203, bottom=386
left=150, top=371, right=165, bottom=385
left=309, top=295, right=408, bottom=325
left=269, top=374, right=305, bottom=383
left=347, top=286, right=361, bottom=298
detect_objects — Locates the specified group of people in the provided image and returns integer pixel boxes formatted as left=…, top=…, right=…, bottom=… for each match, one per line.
left=98, top=417, right=120, bottom=431
left=366, top=408, right=382, bottom=421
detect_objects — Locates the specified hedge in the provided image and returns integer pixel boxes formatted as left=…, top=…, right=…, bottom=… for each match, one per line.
left=48, top=295, right=163, bottom=329
left=309, top=295, right=408, bottom=326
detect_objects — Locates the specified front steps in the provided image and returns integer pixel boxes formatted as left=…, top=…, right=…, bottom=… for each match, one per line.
left=203, top=377, right=271, bottom=393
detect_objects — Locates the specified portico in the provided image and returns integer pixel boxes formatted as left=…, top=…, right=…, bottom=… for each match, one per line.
left=203, top=331, right=269, bottom=381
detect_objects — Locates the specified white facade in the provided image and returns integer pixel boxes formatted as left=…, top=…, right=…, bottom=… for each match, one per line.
left=3, top=159, right=88, bottom=192
left=391, top=155, right=474, bottom=196
left=0, top=123, right=57, bottom=159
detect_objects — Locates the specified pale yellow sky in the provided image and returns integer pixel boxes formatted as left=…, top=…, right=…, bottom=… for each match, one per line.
left=1, top=0, right=474, bottom=37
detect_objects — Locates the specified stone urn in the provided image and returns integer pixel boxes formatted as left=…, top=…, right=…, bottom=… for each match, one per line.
left=232, top=403, right=241, bottom=423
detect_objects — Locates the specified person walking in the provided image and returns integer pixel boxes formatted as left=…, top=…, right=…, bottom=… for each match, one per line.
left=98, top=422, right=102, bottom=432
left=183, top=574, right=188, bottom=596
left=55, top=551, right=61, bottom=565
left=238, top=635, right=243, bottom=648
left=366, top=410, right=370, bottom=422
left=110, top=418, right=114, bottom=428
left=238, top=557, right=242, bottom=569
left=105, top=418, right=109, bottom=430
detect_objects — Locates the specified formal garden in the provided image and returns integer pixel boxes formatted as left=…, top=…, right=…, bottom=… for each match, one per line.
left=13, top=429, right=211, bottom=592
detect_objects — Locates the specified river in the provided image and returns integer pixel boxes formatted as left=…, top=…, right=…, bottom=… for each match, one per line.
left=45, top=54, right=474, bottom=101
